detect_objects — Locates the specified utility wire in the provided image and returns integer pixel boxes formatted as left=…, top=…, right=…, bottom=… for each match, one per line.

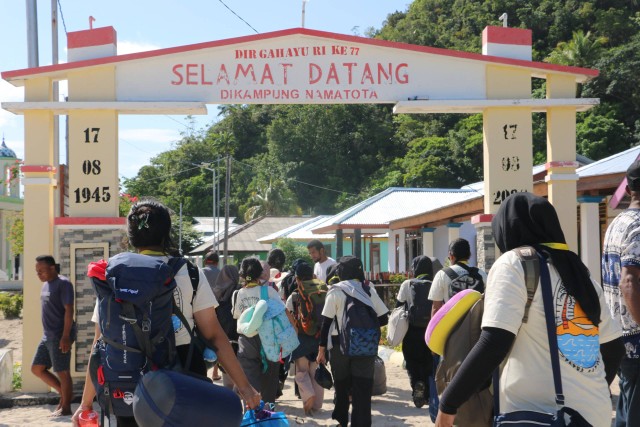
left=57, top=0, right=68, bottom=34
left=231, top=157, right=358, bottom=196
left=217, top=0, right=259, bottom=34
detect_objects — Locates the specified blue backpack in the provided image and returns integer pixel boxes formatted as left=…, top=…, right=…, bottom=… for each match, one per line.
left=338, top=282, right=381, bottom=357
left=90, top=252, right=185, bottom=418
left=258, top=286, right=299, bottom=363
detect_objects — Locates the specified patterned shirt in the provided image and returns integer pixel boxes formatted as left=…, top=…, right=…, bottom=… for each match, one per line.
left=602, top=208, right=640, bottom=359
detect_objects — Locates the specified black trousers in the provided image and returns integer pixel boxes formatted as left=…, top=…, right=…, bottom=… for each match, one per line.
left=329, top=340, right=375, bottom=427
left=402, top=325, right=432, bottom=392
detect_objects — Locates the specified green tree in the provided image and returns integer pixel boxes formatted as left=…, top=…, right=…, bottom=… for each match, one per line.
left=546, top=30, right=607, bottom=67
left=576, top=112, right=632, bottom=160
left=274, top=238, right=313, bottom=270
left=244, top=180, right=301, bottom=222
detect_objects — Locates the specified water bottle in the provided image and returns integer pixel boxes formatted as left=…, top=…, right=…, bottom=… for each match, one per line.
left=78, top=409, right=99, bottom=426
left=203, top=347, right=217, bottom=363
left=172, top=315, right=181, bottom=332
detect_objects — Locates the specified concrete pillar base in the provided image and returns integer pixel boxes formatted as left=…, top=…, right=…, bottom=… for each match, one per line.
left=472, top=214, right=497, bottom=270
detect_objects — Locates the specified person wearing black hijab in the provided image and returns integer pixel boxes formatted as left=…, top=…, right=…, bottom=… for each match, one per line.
left=396, top=256, right=434, bottom=408
left=435, top=192, right=624, bottom=427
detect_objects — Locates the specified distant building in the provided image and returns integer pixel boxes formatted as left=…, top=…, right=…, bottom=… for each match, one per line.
left=0, top=137, right=23, bottom=279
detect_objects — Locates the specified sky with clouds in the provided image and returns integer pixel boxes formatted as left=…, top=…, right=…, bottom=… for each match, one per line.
left=0, top=0, right=409, bottom=181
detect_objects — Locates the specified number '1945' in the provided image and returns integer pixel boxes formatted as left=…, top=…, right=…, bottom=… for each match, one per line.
left=74, top=187, right=111, bottom=203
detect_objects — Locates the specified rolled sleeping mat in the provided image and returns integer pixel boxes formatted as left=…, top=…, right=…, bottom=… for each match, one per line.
left=425, top=289, right=482, bottom=356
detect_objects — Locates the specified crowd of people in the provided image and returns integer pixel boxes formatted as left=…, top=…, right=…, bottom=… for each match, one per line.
left=29, top=160, right=640, bottom=426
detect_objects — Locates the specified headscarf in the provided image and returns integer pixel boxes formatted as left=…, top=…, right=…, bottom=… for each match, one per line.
left=492, top=192, right=601, bottom=325
left=337, top=256, right=365, bottom=282
left=411, top=255, right=433, bottom=279
left=212, top=265, right=239, bottom=302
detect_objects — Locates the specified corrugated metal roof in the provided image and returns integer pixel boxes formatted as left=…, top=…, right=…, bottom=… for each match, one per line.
left=224, top=216, right=310, bottom=252
left=577, top=145, right=640, bottom=178
left=258, top=215, right=334, bottom=243
left=190, top=216, right=310, bottom=254
left=317, top=188, right=479, bottom=230
left=192, top=217, right=236, bottom=234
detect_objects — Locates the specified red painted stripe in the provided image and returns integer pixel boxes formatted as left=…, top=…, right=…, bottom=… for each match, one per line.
left=482, top=26, right=532, bottom=46
left=471, top=214, right=494, bottom=224
left=2, top=27, right=598, bottom=81
left=21, top=165, right=56, bottom=173
left=67, top=26, right=117, bottom=49
left=54, top=217, right=126, bottom=225
left=545, top=161, right=579, bottom=170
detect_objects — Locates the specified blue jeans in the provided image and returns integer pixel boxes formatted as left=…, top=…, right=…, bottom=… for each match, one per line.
left=616, top=358, right=640, bottom=427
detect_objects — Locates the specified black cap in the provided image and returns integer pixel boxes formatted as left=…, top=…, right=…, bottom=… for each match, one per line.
left=628, top=159, right=640, bottom=191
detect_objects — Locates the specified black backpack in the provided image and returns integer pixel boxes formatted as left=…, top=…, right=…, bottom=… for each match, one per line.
left=444, top=264, right=485, bottom=299
left=407, top=277, right=432, bottom=328
left=338, top=283, right=380, bottom=357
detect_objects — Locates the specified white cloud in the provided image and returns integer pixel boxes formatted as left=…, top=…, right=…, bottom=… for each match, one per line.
left=118, top=41, right=161, bottom=55
left=120, top=128, right=180, bottom=144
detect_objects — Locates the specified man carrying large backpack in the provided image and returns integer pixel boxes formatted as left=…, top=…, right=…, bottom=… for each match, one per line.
left=396, top=256, right=434, bottom=408
left=428, top=238, right=487, bottom=317
left=316, top=256, right=389, bottom=427
left=286, top=261, right=327, bottom=416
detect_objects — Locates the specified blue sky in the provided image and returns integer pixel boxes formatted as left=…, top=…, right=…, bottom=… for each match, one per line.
left=0, top=0, right=410, bottom=179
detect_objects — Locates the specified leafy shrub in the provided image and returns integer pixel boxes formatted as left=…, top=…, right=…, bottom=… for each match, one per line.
left=0, top=292, right=23, bottom=318
left=388, top=274, right=406, bottom=284
left=275, top=238, right=313, bottom=271
left=12, top=362, right=21, bottom=390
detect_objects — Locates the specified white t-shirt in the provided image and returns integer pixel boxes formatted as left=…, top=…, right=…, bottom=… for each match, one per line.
left=483, top=251, right=622, bottom=427
left=231, top=285, right=282, bottom=320
left=321, top=281, right=389, bottom=337
left=314, top=257, right=337, bottom=283
left=91, top=257, right=218, bottom=347
left=428, top=263, right=487, bottom=303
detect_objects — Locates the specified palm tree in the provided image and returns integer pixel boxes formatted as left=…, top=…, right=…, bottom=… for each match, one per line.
left=546, top=30, right=608, bottom=68
left=244, top=180, right=301, bottom=222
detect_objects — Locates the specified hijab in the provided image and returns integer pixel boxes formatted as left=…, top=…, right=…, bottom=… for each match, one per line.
left=213, top=265, right=240, bottom=302
left=492, top=192, right=601, bottom=325
left=411, top=255, right=433, bottom=279
left=337, top=256, right=365, bottom=282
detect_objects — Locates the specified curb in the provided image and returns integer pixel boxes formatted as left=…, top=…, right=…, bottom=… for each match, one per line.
left=0, top=392, right=82, bottom=409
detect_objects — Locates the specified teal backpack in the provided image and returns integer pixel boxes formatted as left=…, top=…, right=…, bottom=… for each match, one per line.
left=258, top=286, right=300, bottom=363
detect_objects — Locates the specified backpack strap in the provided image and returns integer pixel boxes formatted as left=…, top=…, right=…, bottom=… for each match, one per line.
left=512, top=246, right=540, bottom=323
left=443, top=267, right=458, bottom=281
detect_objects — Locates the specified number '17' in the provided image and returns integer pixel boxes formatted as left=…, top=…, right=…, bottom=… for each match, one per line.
left=84, top=128, right=100, bottom=143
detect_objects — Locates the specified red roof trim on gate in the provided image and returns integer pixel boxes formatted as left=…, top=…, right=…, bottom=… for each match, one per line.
left=482, top=26, right=532, bottom=46
left=2, top=28, right=598, bottom=81
left=54, top=217, right=126, bottom=225
left=67, top=26, right=117, bottom=49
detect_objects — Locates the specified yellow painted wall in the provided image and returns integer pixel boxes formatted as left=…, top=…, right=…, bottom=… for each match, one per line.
left=22, top=78, right=55, bottom=392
